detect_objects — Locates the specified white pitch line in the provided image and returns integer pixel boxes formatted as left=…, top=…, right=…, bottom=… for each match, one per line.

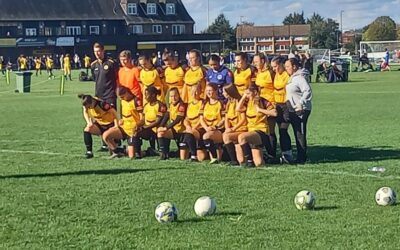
left=262, top=167, right=400, bottom=180
left=0, top=78, right=52, bottom=94
left=0, top=149, right=72, bottom=156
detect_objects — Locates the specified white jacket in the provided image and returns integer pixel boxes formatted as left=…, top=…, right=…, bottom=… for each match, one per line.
left=286, top=68, right=312, bottom=111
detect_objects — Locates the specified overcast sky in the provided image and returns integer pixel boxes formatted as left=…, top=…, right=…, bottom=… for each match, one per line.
left=182, top=0, right=400, bottom=33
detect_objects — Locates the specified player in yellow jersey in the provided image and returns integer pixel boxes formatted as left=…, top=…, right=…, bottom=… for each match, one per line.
left=237, top=84, right=277, bottom=167
left=84, top=54, right=91, bottom=75
left=19, top=55, right=28, bottom=71
left=34, top=57, right=42, bottom=76
left=182, top=85, right=205, bottom=162
left=0, top=56, right=4, bottom=76
left=182, top=49, right=206, bottom=104
left=234, top=52, right=255, bottom=96
left=102, top=87, right=143, bottom=159
left=271, top=56, right=293, bottom=164
left=63, top=54, right=72, bottom=80
left=157, top=87, right=187, bottom=160
left=162, top=52, right=185, bottom=98
left=46, top=55, right=54, bottom=79
left=132, top=86, right=167, bottom=159
left=78, top=94, right=118, bottom=159
left=138, top=55, right=164, bottom=103
left=199, top=84, right=225, bottom=164
left=253, top=53, right=277, bottom=158
left=222, top=84, right=247, bottom=166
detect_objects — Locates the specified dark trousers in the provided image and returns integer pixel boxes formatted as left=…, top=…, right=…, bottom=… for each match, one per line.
left=289, top=110, right=311, bottom=163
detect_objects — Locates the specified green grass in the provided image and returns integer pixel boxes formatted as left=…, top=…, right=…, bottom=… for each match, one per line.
left=1, top=69, right=400, bottom=249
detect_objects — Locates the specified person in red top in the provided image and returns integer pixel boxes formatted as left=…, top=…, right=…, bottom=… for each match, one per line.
left=118, top=50, right=142, bottom=101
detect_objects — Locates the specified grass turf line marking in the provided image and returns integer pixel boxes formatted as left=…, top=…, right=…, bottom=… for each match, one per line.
left=0, top=78, right=51, bottom=94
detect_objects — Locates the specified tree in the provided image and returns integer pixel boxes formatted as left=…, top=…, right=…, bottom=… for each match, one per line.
left=363, top=16, right=397, bottom=41
left=283, top=11, right=306, bottom=25
left=204, top=14, right=236, bottom=50
left=307, top=13, right=340, bottom=49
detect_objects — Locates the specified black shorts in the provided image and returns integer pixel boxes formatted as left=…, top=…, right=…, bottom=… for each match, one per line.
left=137, top=127, right=156, bottom=140
left=93, top=122, right=114, bottom=134
left=171, top=129, right=185, bottom=149
left=276, top=103, right=290, bottom=124
left=254, top=130, right=269, bottom=149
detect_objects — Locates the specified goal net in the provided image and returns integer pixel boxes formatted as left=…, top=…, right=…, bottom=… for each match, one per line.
left=359, top=40, right=400, bottom=63
left=308, top=49, right=331, bottom=64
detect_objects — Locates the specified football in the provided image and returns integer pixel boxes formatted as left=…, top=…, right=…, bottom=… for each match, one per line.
left=294, top=190, right=316, bottom=210
left=194, top=196, right=217, bottom=217
left=155, top=202, right=178, bottom=223
left=375, top=187, right=397, bottom=206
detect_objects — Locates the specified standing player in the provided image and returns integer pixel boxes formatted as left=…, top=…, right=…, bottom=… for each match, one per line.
left=0, top=56, right=4, bottom=76
left=118, top=50, right=142, bottom=102
left=102, top=87, right=143, bottom=159
left=19, top=55, right=28, bottom=71
left=271, top=56, right=293, bottom=163
left=78, top=94, right=118, bottom=159
left=84, top=54, right=91, bottom=75
left=182, top=49, right=206, bottom=104
left=138, top=55, right=164, bottom=103
left=46, top=55, right=54, bottom=79
left=163, top=52, right=185, bottom=98
left=206, top=54, right=233, bottom=102
left=157, top=87, right=187, bottom=160
left=253, top=53, right=277, bottom=158
left=63, top=54, right=72, bottom=80
left=34, top=57, right=42, bottom=76
left=234, top=52, right=255, bottom=96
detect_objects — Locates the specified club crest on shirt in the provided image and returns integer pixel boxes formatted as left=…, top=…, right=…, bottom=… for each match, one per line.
left=217, top=74, right=223, bottom=80
left=104, top=65, right=109, bottom=70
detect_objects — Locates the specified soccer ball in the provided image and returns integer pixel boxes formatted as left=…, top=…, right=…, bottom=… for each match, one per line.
left=375, top=187, right=397, bottom=206
left=294, top=190, right=316, bottom=210
left=194, top=196, right=217, bottom=217
left=155, top=202, right=178, bottom=223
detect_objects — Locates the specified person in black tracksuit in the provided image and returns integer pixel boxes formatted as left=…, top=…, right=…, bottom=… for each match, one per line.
left=91, top=42, right=119, bottom=151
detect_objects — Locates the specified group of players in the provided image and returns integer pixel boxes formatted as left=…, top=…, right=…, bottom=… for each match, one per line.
left=14, top=54, right=92, bottom=80
left=81, top=43, right=312, bottom=167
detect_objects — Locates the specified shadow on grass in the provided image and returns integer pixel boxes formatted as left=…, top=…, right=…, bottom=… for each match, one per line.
left=0, top=168, right=151, bottom=179
left=313, top=205, right=339, bottom=211
left=212, top=211, right=244, bottom=217
left=308, top=145, right=400, bottom=164
left=177, top=211, right=244, bottom=224
left=176, top=217, right=209, bottom=224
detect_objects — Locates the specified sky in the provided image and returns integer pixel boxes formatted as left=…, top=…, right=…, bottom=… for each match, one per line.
left=182, top=0, right=400, bottom=33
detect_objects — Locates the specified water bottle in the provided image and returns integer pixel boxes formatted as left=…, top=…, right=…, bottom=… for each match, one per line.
left=368, top=166, right=386, bottom=173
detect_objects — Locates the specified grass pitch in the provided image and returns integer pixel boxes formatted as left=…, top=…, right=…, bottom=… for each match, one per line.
left=1, top=69, right=400, bottom=249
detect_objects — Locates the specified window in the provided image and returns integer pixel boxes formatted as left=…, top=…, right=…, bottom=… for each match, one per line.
left=44, top=27, right=53, bottom=36
left=147, top=3, right=157, bottom=15
left=25, top=28, right=37, bottom=36
left=89, top=26, right=100, bottom=35
left=127, top=3, right=137, bottom=15
left=240, top=38, right=253, bottom=42
left=166, top=3, right=175, bottom=15
left=277, top=37, right=287, bottom=41
left=258, top=37, right=272, bottom=42
left=152, top=25, right=162, bottom=34
left=172, top=24, right=185, bottom=35
left=279, top=45, right=287, bottom=50
left=132, top=25, right=143, bottom=34
left=66, top=26, right=81, bottom=36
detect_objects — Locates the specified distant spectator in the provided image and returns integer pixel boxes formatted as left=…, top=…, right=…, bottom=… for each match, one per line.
left=302, top=52, right=313, bottom=83
left=74, top=54, right=80, bottom=69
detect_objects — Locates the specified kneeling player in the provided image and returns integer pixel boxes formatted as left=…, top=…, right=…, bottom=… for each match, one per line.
left=237, top=85, right=277, bottom=167
left=157, top=87, right=187, bottom=160
left=102, top=87, right=143, bottom=159
left=133, top=86, right=167, bottom=159
left=199, top=84, right=225, bottom=164
left=78, top=94, right=118, bottom=158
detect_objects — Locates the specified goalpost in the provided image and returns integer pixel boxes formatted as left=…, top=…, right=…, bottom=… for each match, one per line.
left=359, top=40, right=400, bottom=64
left=308, top=49, right=331, bottom=63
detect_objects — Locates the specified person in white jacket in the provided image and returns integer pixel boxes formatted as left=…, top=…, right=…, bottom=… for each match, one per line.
left=284, top=58, right=312, bottom=164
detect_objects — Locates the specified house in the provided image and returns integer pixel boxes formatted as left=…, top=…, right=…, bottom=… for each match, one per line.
left=236, top=24, right=310, bottom=54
